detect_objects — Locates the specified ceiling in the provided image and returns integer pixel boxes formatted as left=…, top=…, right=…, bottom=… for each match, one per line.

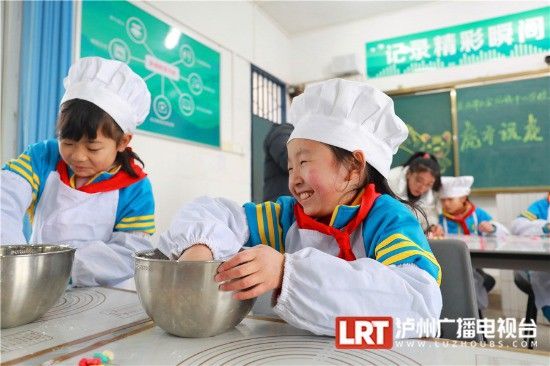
left=254, top=1, right=431, bottom=36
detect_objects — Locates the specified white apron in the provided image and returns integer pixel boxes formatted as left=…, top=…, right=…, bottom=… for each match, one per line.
left=31, top=172, right=118, bottom=244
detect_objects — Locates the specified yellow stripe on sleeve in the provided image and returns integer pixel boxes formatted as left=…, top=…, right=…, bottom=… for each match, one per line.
left=264, top=203, right=276, bottom=250
left=8, top=162, right=38, bottom=191
left=274, top=203, right=285, bottom=253
left=382, top=250, right=442, bottom=285
left=375, top=233, right=414, bottom=255
left=256, top=204, right=268, bottom=245
left=115, top=222, right=156, bottom=229
left=521, top=211, right=537, bottom=221
left=120, top=215, right=155, bottom=223
left=16, top=159, right=33, bottom=173
left=376, top=241, right=437, bottom=263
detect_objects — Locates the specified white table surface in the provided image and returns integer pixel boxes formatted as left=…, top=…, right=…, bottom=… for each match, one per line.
left=447, top=235, right=550, bottom=254
left=40, top=316, right=550, bottom=366
left=1, top=287, right=149, bottom=365
left=440, top=235, right=550, bottom=271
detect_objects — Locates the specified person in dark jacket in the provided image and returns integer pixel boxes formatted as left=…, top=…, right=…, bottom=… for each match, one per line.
left=262, top=122, right=294, bottom=201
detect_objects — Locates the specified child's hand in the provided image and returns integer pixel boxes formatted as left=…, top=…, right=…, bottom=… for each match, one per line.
left=177, top=244, right=213, bottom=261
left=427, top=224, right=445, bottom=239
left=478, top=221, right=496, bottom=234
left=215, top=245, right=284, bottom=300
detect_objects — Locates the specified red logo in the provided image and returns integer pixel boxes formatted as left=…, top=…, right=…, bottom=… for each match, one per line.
left=335, top=317, right=393, bottom=349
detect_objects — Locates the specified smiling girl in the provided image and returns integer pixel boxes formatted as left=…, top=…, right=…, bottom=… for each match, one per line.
left=1, top=57, right=155, bottom=288
left=159, top=79, right=442, bottom=337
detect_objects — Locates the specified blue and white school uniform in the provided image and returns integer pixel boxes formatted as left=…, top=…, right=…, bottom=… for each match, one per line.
left=158, top=184, right=442, bottom=338
left=1, top=139, right=155, bottom=288
left=511, top=196, right=550, bottom=321
left=439, top=204, right=508, bottom=237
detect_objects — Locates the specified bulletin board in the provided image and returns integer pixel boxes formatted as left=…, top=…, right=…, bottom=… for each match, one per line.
left=390, top=73, right=550, bottom=192
left=79, top=0, right=221, bottom=147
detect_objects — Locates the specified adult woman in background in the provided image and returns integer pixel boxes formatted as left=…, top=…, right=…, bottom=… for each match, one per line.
left=388, top=152, right=442, bottom=236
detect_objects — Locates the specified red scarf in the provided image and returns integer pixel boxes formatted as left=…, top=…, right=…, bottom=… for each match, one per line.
left=294, top=184, right=381, bottom=261
left=443, top=201, right=476, bottom=235
left=56, top=159, right=146, bottom=193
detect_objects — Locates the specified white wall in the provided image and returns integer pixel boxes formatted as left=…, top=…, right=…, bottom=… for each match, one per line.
left=289, top=1, right=548, bottom=221
left=127, top=1, right=291, bottom=236
left=289, top=1, right=548, bottom=88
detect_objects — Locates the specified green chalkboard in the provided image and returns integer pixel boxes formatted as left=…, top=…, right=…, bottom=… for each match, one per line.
left=391, top=92, right=455, bottom=175
left=456, top=76, right=550, bottom=190
left=80, top=0, right=221, bottom=147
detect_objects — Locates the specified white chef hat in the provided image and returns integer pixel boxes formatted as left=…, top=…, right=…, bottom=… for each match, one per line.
left=60, top=57, right=151, bottom=133
left=288, top=78, right=408, bottom=179
left=440, top=176, right=474, bottom=198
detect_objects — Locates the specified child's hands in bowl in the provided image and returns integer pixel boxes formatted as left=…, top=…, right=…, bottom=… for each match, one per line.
left=215, top=246, right=284, bottom=300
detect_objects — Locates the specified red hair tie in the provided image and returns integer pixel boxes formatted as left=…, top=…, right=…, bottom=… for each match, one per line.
left=423, top=153, right=431, bottom=159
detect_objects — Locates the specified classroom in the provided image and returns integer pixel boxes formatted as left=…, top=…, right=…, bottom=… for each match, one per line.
left=1, top=1, right=549, bottom=365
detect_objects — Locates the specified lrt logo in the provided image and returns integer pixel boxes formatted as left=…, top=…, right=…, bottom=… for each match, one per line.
left=335, top=317, right=393, bottom=349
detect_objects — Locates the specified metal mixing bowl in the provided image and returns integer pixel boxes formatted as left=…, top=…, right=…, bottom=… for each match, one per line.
left=1, top=245, right=75, bottom=328
left=134, top=249, right=256, bottom=337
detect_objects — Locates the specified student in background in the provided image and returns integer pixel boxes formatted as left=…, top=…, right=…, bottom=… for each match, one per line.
left=262, top=86, right=303, bottom=202
left=387, top=152, right=442, bottom=235
left=1, top=57, right=155, bottom=288
left=158, top=79, right=442, bottom=338
left=438, top=175, right=509, bottom=311
left=263, top=122, right=294, bottom=201
left=439, top=176, right=509, bottom=236
left=511, top=194, right=550, bottom=321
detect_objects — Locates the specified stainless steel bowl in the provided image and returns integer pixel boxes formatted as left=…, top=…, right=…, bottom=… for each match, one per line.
left=135, top=249, right=256, bottom=337
left=1, top=245, right=75, bottom=328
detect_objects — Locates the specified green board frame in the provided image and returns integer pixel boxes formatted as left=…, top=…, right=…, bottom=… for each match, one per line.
left=456, top=76, right=550, bottom=190
left=80, top=0, right=221, bottom=147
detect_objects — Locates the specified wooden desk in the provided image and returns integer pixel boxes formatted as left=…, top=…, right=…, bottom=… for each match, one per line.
left=445, top=235, right=550, bottom=272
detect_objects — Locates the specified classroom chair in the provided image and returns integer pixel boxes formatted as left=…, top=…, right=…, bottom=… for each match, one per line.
left=429, top=239, right=482, bottom=341
left=513, top=271, right=537, bottom=349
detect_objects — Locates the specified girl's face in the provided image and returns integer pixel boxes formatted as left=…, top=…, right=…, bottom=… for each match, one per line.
left=406, top=170, right=435, bottom=197
left=287, top=138, right=363, bottom=218
left=441, top=196, right=467, bottom=215
left=59, top=130, right=131, bottom=179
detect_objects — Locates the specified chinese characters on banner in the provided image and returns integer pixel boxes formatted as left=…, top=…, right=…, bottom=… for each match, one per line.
left=366, top=7, right=549, bottom=78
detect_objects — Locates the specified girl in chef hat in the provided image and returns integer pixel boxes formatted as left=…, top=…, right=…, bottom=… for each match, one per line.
left=438, top=175, right=509, bottom=311
left=1, top=57, right=155, bottom=289
left=158, top=79, right=442, bottom=338
left=438, top=176, right=508, bottom=236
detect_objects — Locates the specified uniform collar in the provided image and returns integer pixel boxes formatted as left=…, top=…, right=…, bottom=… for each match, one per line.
left=294, top=184, right=381, bottom=261
left=57, top=159, right=146, bottom=193
left=328, top=191, right=364, bottom=229
left=68, top=165, right=121, bottom=188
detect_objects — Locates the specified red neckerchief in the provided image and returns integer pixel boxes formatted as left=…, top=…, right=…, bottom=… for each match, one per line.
left=56, top=159, right=146, bottom=193
left=443, top=201, right=476, bottom=235
left=294, top=184, right=381, bottom=261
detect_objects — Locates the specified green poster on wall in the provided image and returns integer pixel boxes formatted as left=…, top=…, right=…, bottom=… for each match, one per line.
left=80, top=0, right=221, bottom=147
